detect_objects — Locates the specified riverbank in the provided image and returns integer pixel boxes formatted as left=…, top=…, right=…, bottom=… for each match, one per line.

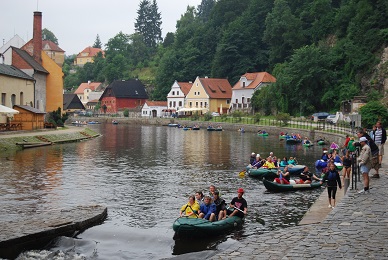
left=0, top=126, right=100, bottom=153
left=0, top=205, right=107, bottom=259
left=210, top=143, right=387, bottom=260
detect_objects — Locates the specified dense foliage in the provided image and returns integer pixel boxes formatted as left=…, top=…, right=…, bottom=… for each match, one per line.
left=42, top=28, right=58, bottom=44
left=62, top=0, right=388, bottom=114
left=359, top=101, right=388, bottom=128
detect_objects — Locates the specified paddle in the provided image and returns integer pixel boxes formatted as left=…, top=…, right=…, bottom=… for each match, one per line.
left=238, top=169, right=246, bottom=177
left=227, top=206, right=246, bottom=215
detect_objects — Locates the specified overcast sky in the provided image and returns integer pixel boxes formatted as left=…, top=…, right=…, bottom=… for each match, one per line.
left=1, top=0, right=202, bottom=55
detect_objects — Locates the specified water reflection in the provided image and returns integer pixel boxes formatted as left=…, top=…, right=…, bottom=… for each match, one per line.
left=0, top=124, right=326, bottom=259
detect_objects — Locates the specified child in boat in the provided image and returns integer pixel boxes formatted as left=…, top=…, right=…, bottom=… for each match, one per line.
left=320, top=163, right=342, bottom=209
left=279, top=157, right=289, bottom=167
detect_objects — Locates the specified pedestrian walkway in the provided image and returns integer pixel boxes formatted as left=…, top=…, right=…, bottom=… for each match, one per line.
left=212, top=144, right=388, bottom=259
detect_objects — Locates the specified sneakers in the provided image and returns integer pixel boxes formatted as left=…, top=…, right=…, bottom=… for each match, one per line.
left=371, top=174, right=380, bottom=178
left=332, top=206, right=335, bottom=209
left=358, top=190, right=365, bottom=194
left=328, top=205, right=332, bottom=208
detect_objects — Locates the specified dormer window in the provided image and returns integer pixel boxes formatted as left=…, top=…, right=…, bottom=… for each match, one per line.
left=243, top=82, right=246, bottom=88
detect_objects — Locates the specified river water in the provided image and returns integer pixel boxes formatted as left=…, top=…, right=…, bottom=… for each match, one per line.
left=0, top=124, right=326, bottom=259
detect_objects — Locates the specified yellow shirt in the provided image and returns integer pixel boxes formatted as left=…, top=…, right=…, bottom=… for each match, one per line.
left=180, top=202, right=200, bottom=218
left=263, top=161, right=276, bottom=168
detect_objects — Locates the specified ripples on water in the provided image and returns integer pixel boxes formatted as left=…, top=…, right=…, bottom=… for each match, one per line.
left=0, top=124, right=326, bottom=259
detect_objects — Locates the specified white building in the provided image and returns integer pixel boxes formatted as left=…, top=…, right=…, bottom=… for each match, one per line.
left=141, top=101, right=167, bottom=118
left=166, top=80, right=192, bottom=114
left=231, top=72, right=276, bottom=112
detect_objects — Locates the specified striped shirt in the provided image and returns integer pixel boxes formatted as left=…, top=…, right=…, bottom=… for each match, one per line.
left=374, top=129, right=382, bottom=144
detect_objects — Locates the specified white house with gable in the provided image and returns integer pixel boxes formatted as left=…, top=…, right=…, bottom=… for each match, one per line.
left=230, top=72, right=276, bottom=112
left=166, top=80, right=193, bottom=114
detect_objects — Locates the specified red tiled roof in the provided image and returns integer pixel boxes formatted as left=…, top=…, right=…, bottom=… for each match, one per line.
left=177, top=82, right=192, bottom=95
left=199, top=78, right=232, bottom=99
left=76, top=46, right=105, bottom=58
left=42, top=40, right=64, bottom=52
left=74, top=82, right=102, bottom=94
left=232, top=72, right=276, bottom=90
left=146, top=101, right=167, bottom=107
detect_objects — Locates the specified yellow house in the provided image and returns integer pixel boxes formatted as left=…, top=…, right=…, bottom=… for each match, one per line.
left=42, top=51, right=64, bottom=112
left=74, top=46, right=104, bottom=66
left=184, top=77, right=232, bottom=114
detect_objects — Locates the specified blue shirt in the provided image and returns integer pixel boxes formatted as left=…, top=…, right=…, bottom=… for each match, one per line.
left=199, top=203, right=216, bottom=220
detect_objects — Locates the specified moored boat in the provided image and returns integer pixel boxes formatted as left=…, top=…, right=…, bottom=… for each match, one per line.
left=317, top=140, right=326, bottom=145
left=280, top=164, right=306, bottom=174
left=279, top=135, right=288, bottom=139
left=303, top=143, right=314, bottom=147
left=207, top=126, right=222, bottom=131
left=112, top=120, right=119, bottom=125
left=257, top=133, right=269, bottom=136
left=172, top=216, right=243, bottom=239
left=263, top=179, right=322, bottom=192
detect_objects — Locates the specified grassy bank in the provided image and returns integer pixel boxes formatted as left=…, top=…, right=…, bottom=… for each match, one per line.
left=0, top=128, right=99, bottom=152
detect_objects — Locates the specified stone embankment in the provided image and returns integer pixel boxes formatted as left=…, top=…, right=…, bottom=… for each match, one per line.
left=0, top=205, right=107, bottom=259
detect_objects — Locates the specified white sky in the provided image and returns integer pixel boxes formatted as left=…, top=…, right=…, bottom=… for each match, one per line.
left=1, top=0, right=202, bottom=55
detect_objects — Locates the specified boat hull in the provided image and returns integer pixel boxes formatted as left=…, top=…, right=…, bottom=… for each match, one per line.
left=247, top=168, right=278, bottom=179
left=286, top=139, right=302, bottom=144
left=257, top=133, right=268, bottom=136
left=172, top=216, right=243, bottom=238
left=263, top=179, right=322, bottom=192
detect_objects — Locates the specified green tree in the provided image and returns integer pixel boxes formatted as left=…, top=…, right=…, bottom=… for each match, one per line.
left=359, top=101, right=388, bottom=128
left=163, top=32, right=175, bottom=48
left=196, top=0, right=216, bottom=22
left=42, top=28, right=58, bottom=44
left=135, top=0, right=162, bottom=49
left=93, top=34, right=102, bottom=48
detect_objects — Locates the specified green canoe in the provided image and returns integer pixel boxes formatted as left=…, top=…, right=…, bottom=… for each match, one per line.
left=172, top=216, right=243, bottom=238
left=279, top=135, right=287, bottom=139
left=263, top=179, right=322, bottom=192
left=317, top=140, right=326, bottom=145
left=303, top=143, right=314, bottom=147
left=247, top=168, right=278, bottom=179
left=257, top=133, right=269, bottom=136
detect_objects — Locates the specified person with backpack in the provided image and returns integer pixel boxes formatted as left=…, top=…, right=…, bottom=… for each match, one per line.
left=356, top=129, right=380, bottom=178
left=321, top=162, right=342, bottom=209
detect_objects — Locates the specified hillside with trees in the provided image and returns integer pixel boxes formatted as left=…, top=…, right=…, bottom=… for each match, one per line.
left=63, top=0, right=388, bottom=116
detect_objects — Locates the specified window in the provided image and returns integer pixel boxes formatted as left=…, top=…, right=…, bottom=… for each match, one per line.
left=177, top=91, right=179, bottom=95
left=226, top=99, right=230, bottom=104
left=169, top=101, right=172, bottom=107
left=172, top=91, right=175, bottom=95
left=173, top=101, right=176, bottom=107
left=11, top=94, right=16, bottom=107
left=20, top=92, right=23, bottom=105
left=189, top=102, right=192, bottom=108
left=1, top=93, right=6, bottom=105
left=198, top=91, right=200, bottom=95
left=243, top=82, right=246, bottom=87
left=204, top=102, right=207, bottom=108
left=200, top=102, right=203, bottom=107
left=247, top=98, right=250, bottom=103
left=235, top=99, right=238, bottom=103
left=179, top=101, right=182, bottom=106
left=195, top=102, right=198, bottom=108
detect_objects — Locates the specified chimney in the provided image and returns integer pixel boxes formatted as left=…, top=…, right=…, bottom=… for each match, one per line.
left=33, top=11, right=42, bottom=64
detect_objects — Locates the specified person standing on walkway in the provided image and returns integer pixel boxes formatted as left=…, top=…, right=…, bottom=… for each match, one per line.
left=356, top=129, right=380, bottom=178
left=321, top=163, right=342, bottom=209
left=373, top=121, right=386, bottom=170
left=357, top=137, right=372, bottom=193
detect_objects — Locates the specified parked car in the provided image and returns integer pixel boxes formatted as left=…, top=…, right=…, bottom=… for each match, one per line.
left=326, top=114, right=336, bottom=124
left=311, top=112, right=329, bottom=120
left=211, top=112, right=220, bottom=117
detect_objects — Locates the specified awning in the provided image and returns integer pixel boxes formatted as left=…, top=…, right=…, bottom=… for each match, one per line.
left=0, top=105, right=19, bottom=116
left=178, top=108, right=209, bottom=113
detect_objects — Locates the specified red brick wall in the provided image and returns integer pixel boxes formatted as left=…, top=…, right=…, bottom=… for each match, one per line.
left=12, top=50, right=33, bottom=69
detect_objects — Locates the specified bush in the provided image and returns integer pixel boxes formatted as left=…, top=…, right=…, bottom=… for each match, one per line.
left=204, top=112, right=212, bottom=121
left=123, top=108, right=129, bottom=117
left=220, top=114, right=228, bottom=121
left=254, top=113, right=261, bottom=123
left=231, top=110, right=243, bottom=122
left=276, top=112, right=291, bottom=126
left=191, top=112, right=200, bottom=121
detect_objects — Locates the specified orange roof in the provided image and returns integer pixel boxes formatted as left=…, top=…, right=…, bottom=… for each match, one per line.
left=74, top=82, right=102, bottom=94
left=199, top=78, right=232, bottom=99
left=76, top=46, right=105, bottom=58
left=177, top=82, right=192, bottom=95
left=42, top=40, right=65, bottom=52
left=232, top=72, right=276, bottom=90
left=146, top=101, right=167, bottom=107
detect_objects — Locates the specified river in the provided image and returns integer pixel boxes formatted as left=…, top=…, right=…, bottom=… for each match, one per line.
left=0, top=124, right=326, bottom=259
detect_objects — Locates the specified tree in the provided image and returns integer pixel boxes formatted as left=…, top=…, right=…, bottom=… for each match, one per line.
left=42, top=28, right=58, bottom=44
left=134, top=0, right=163, bottom=49
left=196, top=0, right=216, bottom=22
left=163, top=32, right=175, bottom=48
left=93, top=34, right=102, bottom=48
left=359, top=101, right=388, bottom=128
